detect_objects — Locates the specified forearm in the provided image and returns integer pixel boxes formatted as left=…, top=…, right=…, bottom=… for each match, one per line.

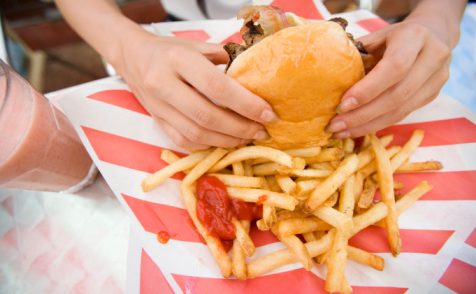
left=55, top=0, right=145, bottom=65
left=406, top=0, right=467, bottom=48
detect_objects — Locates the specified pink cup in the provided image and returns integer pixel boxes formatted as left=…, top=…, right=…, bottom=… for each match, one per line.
left=0, top=60, right=93, bottom=191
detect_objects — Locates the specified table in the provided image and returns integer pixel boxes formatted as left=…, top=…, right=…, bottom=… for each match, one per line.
left=1, top=4, right=475, bottom=293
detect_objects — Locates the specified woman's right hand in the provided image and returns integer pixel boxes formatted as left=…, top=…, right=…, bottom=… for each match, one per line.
left=113, top=30, right=277, bottom=150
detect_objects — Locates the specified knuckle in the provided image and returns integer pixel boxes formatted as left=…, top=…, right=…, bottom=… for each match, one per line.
left=435, top=41, right=451, bottom=60
left=205, top=73, right=228, bottom=98
left=183, top=125, right=204, bottom=142
left=192, top=108, right=215, bottom=127
left=389, top=54, right=409, bottom=75
left=408, top=23, right=428, bottom=38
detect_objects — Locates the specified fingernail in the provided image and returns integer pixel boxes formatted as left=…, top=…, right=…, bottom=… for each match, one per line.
left=326, top=120, right=347, bottom=133
left=254, top=130, right=269, bottom=140
left=334, top=131, right=351, bottom=139
left=337, top=97, right=358, bottom=113
left=260, top=109, right=278, bottom=123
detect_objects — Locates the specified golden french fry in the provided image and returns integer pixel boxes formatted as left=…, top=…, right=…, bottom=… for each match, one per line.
left=252, top=162, right=280, bottom=176
left=305, top=154, right=359, bottom=211
left=357, top=178, right=378, bottom=209
left=284, top=146, right=321, bottom=157
left=227, top=187, right=298, bottom=211
left=279, top=234, right=313, bottom=270
left=338, top=175, right=355, bottom=217
left=347, top=246, right=384, bottom=271
left=265, top=175, right=282, bottom=192
left=304, top=147, right=345, bottom=164
left=210, top=146, right=293, bottom=172
left=295, top=179, right=320, bottom=196
left=357, top=135, right=394, bottom=169
left=326, top=229, right=350, bottom=293
left=323, top=192, right=339, bottom=207
left=371, top=134, right=401, bottom=256
left=208, top=173, right=265, bottom=188
left=142, top=150, right=211, bottom=192
left=232, top=161, right=245, bottom=176
left=160, top=149, right=181, bottom=164
left=243, top=161, right=253, bottom=177
left=303, top=232, right=317, bottom=242
left=309, top=162, right=334, bottom=170
left=394, top=181, right=404, bottom=190
left=353, top=172, right=364, bottom=201
left=362, top=134, right=371, bottom=148
left=343, top=138, right=355, bottom=154
left=292, top=157, right=307, bottom=169
left=277, top=217, right=331, bottom=236
left=183, top=148, right=229, bottom=186
left=232, top=221, right=249, bottom=280
left=276, top=210, right=310, bottom=221
left=390, top=129, right=425, bottom=172
left=313, top=206, right=353, bottom=234
left=352, top=202, right=389, bottom=235
left=232, top=218, right=255, bottom=257
left=396, top=161, right=443, bottom=173
left=180, top=185, right=232, bottom=277
left=360, top=146, right=402, bottom=177
left=278, top=168, right=333, bottom=178
left=275, top=175, right=297, bottom=194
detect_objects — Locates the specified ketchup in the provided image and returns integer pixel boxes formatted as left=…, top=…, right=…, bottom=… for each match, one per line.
left=196, top=176, right=262, bottom=243
left=157, top=231, right=171, bottom=244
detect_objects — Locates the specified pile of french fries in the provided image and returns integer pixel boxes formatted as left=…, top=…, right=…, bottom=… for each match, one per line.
left=142, top=129, right=442, bottom=293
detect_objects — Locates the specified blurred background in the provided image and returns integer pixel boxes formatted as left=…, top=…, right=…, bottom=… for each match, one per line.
left=0, top=0, right=422, bottom=94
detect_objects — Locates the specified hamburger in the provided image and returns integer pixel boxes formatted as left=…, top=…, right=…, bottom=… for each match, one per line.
left=224, top=6, right=375, bottom=149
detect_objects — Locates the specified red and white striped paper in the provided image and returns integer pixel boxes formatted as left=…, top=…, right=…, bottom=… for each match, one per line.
left=57, top=2, right=476, bottom=293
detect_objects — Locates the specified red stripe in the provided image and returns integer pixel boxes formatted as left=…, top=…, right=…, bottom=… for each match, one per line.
left=378, top=118, right=476, bottom=147
left=172, top=268, right=406, bottom=294
left=123, top=194, right=202, bottom=243
left=82, top=127, right=185, bottom=178
left=465, top=228, right=476, bottom=248
left=140, top=249, right=174, bottom=294
left=220, top=32, right=243, bottom=45
left=271, top=0, right=323, bottom=19
left=172, top=30, right=210, bottom=41
left=87, top=90, right=148, bottom=115
left=395, top=171, right=476, bottom=201
left=357, top=18, right=389, bottom=32
left=439, top=258, right=476, bottom=294
left=349, top=226, right=453, bottom=254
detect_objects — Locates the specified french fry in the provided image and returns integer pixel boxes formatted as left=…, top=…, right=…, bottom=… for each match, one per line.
left=232, top=218, right=255, bottom=257
left=303, top=232, right=317, bottom=242
left=359, top=145, right=402, bottom=177
left=243, top=161, right=254, bottom=177
left=396, top=161, right=443, bottom=173
left=313, top=206, right=353, bottom=234
left=208, top=174, right=265, bottom=188
left=295, top=179, right=320, bottom=196
left=276, top=210, right=310, bottom=221
left=357, top=177, right=378, bottom=209
left=352, top=202, right=388, bottom=235
left=232, top=162, right=245, bottom=176
left=180, top=185, right=232, bottom=277
left=395, top=181, right=432, bottom=215
left=275, top=175, right=297, bottom=194
left=394, top=181, right=405, bottom=190
left=347, top=246, right=384, bottom=271
left=323, top=192, right=339, bottom=207
left=210, top=146, right=293, bottom=172
left=183, top=148, right=229, bottom=186
left=353, top=172, right=364, bottom=201
left=370, top=134, right=401, bottom=256
left=279, top=234, right=313, bottom=270
left=343, top=138, right=355, bottom=154
left=338, top=175, right=355, bottom=217
left=265, top=175, right=282, bottom=192
left=277, top=217, right=331, bottom=236
left=309, top=162, right=334, bottom=170
left=362, top=134, right=371, bottom=149
left=326, top=229, right=351, bottom=293
left=257, top=204, right=277, bottom=230
left=390, top=129, right=425, bottom=172
left=305, top=154, right=359, bottom=211
left=252, top=162, right=280, bottom=176
left=278, top=168, right=332, bottom=178
left=232, top=221, right=249, bottom=280
left=304, top=147, right=345, bottom=164
left=284, top=146, right=321, bottom=157
left=160, top=149, right=181, bottom=164
left=227, top=187, right=298, bottom=211
left=142, top=150, right=211, bottom=192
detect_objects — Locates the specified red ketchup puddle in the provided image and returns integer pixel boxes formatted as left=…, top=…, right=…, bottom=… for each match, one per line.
left=196, top=175, right=263, bottom=250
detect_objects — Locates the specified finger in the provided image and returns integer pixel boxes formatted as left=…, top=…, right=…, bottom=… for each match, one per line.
left=329, top=37, right=450, bottom=132
left=337, top=24, right=427, bottom=113
left=334, top=67, right=448, bottom=138
left=158, top=79, right=267, bottom=140
left=149, top=99, right=246, bottom=148
left=174, top=50, right=278, bottom=124
left=170, top=37, right=229, bottom=65
left=155, top=117, right=209, bottom=151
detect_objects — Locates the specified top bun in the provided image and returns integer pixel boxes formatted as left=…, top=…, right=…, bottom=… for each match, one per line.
left=227, top=21, right=364, bottom=149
